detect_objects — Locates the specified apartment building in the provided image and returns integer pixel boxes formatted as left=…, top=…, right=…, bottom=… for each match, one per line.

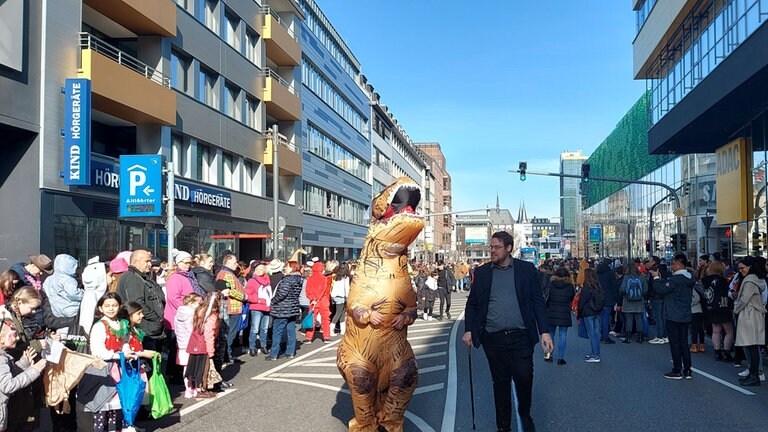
left=0, top=0, right=305, bottom=266
left=415, top=142, right=452, bottom=262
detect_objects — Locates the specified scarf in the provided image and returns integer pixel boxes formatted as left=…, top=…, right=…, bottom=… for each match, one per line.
left=186, top=271, right=205, bottom=296
left=253, top=273, right=271, bottom=287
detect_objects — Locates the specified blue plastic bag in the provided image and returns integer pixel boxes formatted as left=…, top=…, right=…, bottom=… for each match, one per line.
left=116, top=352, right=146, bottom=426
left=301, top=309, right=315, bottom=330
left=239, top=303, right=250, bottom=331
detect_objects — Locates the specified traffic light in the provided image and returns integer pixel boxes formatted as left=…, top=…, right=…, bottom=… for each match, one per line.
left=655, top=240, right=660, bottom=251
left=752, top=232, right=762, bottom=255
left=670, top=233, right=687, bottom=251
left=679, top=233, right=687, bottom=252
left=645, top=240, right=650, bottom=252
left=519, top=161, right=527, bottom=181
left=592, top=243, right=599, bottom=255
left=581, top=163, right=591, bottom=182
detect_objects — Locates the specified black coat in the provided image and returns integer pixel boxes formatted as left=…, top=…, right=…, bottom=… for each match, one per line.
left=546, top=276, right=575, bottom=327
left=577, top=283, right=602, bottom=318
left=464, top=259, right=549, bottom=348
left=115, top=267, right=166, bottom=338
left=596, top=262, right=618, bottom=306
left=270, top=274, right=304, bottom=319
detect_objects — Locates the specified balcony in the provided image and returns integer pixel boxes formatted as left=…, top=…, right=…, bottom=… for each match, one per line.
left=264, top=133, right=302, bottom=176
left=260, top=6, right=301, bottom=66
left=78, top=33, right=176, bottom=125
left=262, top=68, right=301, bottom=121
left=83, top=0, right=176, bottom=37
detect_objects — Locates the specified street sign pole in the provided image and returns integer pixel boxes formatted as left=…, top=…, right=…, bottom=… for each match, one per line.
left=166, top=161, right=175, bottom=265
left=272, top=124, right=280, bottom=260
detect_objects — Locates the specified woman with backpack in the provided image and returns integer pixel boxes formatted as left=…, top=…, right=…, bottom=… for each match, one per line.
left=546, top=267, right=576, bottom=364
left=702, top=261, right=734, bottom=362
left=619, top=262, right=648, bottom=344
left=577, top=268, right=604, bottom=363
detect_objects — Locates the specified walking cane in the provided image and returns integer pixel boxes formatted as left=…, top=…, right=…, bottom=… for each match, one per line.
left=468, top=345, right=476, bottom=430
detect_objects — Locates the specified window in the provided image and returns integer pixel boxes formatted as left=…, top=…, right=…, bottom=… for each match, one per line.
left=300, top=3, right=358, bottom=79
left=224, top=12, right=241, bottom=52
left=204, top=0, right=218, bottom=34
left=221, top=152, right=233, bottom=188
left=170, top=51, right=191, bottom=94
left=242, top=160, right=259, bottom=194
left=303, top=184, right=326, bottom=216
left=224, top=83, right=240, bottom=120
left=303, top=183, right=366, bottom=224
left=172, top=134, right=188, bottom=177
left=199, top=68, right=218, bottom=109
left=196, top=144, right=212, bottom=182
left=246, top=30, right=260, bottom=66
left=245, top=96, right=261, bottom=130
left=302, top=59, right=367, bottom=136
left=306, top=123, right=369, bottom=180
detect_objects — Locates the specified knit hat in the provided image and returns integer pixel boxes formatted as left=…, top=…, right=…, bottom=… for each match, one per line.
left=172, top=248, right=193, bottom=265
left=109, top=258, right=129, bottom=274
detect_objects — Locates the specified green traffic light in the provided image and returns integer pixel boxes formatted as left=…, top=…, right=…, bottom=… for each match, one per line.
left=520, top=173, right=526, bottom=181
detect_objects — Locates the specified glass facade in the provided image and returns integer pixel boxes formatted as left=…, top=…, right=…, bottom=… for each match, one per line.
left=299, top=0, right=359, bottom=79
left=635, top=0, right=657, bottom=33
left=648, top=0, right=768, bottom=124
left=306, top=122, right=369, bottom=180
left=302, top=58, right=367, bottom=135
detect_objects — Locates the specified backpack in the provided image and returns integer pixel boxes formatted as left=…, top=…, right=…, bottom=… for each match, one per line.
left=589, top=288, right=605, bottom=312
left=625, top=276, right=643, bottom=301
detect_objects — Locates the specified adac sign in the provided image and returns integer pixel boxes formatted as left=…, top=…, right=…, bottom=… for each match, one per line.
left=63, top=78, right=92, bottom=185
left=716, top=138, right=753, bottom=224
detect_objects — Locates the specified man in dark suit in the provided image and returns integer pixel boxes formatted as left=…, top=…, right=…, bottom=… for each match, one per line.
left=463, top=231, right=552, bottom=432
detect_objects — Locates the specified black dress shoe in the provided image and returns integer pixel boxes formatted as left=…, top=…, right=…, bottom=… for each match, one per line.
left=446, top=312, right=451, bottom=320
left=557, top=359, right=566, bottom=365
left=249, top=349, right=257, bottom=357
left=261, top=347, right=269, bottom=355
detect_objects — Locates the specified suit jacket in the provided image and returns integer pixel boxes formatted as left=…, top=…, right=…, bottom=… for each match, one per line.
left=464, top=258, right=549, bottom=348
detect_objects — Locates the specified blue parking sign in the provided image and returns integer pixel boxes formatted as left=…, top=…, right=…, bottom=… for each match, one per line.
left=119, top=155, right=163, bottom=217
left=588, top=225, right=602, bottom=243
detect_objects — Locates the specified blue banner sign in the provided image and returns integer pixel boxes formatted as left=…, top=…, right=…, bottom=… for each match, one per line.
left=588, top=224, right=602, bottom=243
left=63, top=78, right=92, bottom=185
left=119, top=155, right=163, bottom=217
left=93, top=157, right=232, bottom=213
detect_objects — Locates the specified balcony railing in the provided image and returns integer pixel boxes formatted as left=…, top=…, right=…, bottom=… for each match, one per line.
left=260, top=5, right=297, bottom=40
left=271, top=131, right=297, bottom=152
left=261, top=68, right=296, bottom=95
left=78, top=32, right=171, bottom=88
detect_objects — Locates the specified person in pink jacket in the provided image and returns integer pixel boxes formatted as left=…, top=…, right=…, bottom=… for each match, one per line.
left=244, top=263, right=272, bottom=356
left=185, top=293, right=220, bottom=399
left=163, top=249, right=195, bottom=331
left=174, top=293, right=201, bottom=398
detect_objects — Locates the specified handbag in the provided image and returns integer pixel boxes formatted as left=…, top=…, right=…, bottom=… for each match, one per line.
left=577, top=318, right=589, bottom=339
left=116, top=352, right=146, bottom=426
left=301, top=308, right=315, bottom=330
left=148, top=354, right=173, bottom=419
left=239, top=303, right=250, bottom=331
left=206, top=359, right=222, bottom=389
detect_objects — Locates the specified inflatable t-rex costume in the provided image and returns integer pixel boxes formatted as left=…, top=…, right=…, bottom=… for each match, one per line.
left=337, top=177, right=424, bottom=432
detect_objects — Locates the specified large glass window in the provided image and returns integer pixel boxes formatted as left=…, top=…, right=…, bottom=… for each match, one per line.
left=204, top=0, right=219, bottom=34
left=199, top=68, right=218, bottom=109
left=635, top=0, right=657, bottom=33
left=170, top=50, right=191, bottom=94
left=299, top=1, right=358, bottom=79
left=302, top=59, right=367, bottom=136
left=303, top=183, right=366, bottom=224
left=246, top=30, right=260, bottom=66
left=222, top=152, right=233, bottom=188
left=306, top=123, right=369, bottom=180
left=224, top=83, right=241, bottom=120
left=172, top=133, right=188, bottom=177
left=246, top=96, right=261, bottom=130
left=224, top=11, right=241, bottom=52
left=196, top=143, right=213, bottom=182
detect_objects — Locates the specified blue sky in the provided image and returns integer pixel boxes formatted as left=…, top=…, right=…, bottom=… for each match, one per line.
left=317, top=1, right=646, bottom=220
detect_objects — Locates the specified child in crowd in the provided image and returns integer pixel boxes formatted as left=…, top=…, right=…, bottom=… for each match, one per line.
left=0, top=318, right=46, bottom=432
left=174, top=293, right=202, bottom=398
left=185, top=293, right=220, bottom=399
left=423, top=271, right=438, bottom=321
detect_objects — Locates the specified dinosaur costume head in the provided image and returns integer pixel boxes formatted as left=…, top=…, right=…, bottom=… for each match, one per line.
left=363, top=177, right=424, bottom=259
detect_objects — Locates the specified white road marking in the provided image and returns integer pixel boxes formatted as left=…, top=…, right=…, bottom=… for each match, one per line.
left=419, top=365, right=447, bottom=374
left=690, top=367, right=757, bottom=396
left=410, top=321, right=454, bottom=328
left=411, top=342, right=449, bottom=350
left=409, top=327, right=456, bottom=334
left=269, top=365, right=445, bottom=379
left=179, top=388, right=238, bottom=417
left=416, top=351, right=447, bottom=360
left=439, top=311, right=464, bottom=432
left=414, top=383, right=444, bottom=395
left=252, top=338, right=342, bottom=380
left=408, top=333, right=451, bottom=341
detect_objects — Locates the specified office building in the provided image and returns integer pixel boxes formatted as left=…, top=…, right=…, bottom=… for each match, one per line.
left=0, top=0, right=305, bottom=266
left=415, top=142, right=452, bottom=262
left=560, top=150, right=587, bottom=257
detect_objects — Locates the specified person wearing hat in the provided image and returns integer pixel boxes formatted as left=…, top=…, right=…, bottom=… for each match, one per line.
left=10, top=254, right=53, bottom=292
left=43, top=254, right=83, bottom=319
left=165, top=249, right=196, bottom=332
left=268, top=259, right=285, bottom=289
left=107, top=258, right=129, bottom=292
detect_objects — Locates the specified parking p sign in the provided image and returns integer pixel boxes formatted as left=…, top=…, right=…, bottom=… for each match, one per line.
left=120, top=155, right=162, bottom=217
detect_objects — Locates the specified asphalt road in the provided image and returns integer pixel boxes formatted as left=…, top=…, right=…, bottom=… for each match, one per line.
left=137, top=294, right=768, bottom=432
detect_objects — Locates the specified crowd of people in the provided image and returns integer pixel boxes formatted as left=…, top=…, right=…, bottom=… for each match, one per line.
left=0, top=248, right=356, bottom=432
left=535, top=253, right=767, bottom=384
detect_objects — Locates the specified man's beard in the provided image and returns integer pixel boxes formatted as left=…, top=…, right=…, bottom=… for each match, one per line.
left=492, top=253, right=510, bottom=266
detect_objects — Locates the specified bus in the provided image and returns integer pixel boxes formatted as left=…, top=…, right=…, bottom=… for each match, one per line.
left=519, top=247, right=539, bottom=266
